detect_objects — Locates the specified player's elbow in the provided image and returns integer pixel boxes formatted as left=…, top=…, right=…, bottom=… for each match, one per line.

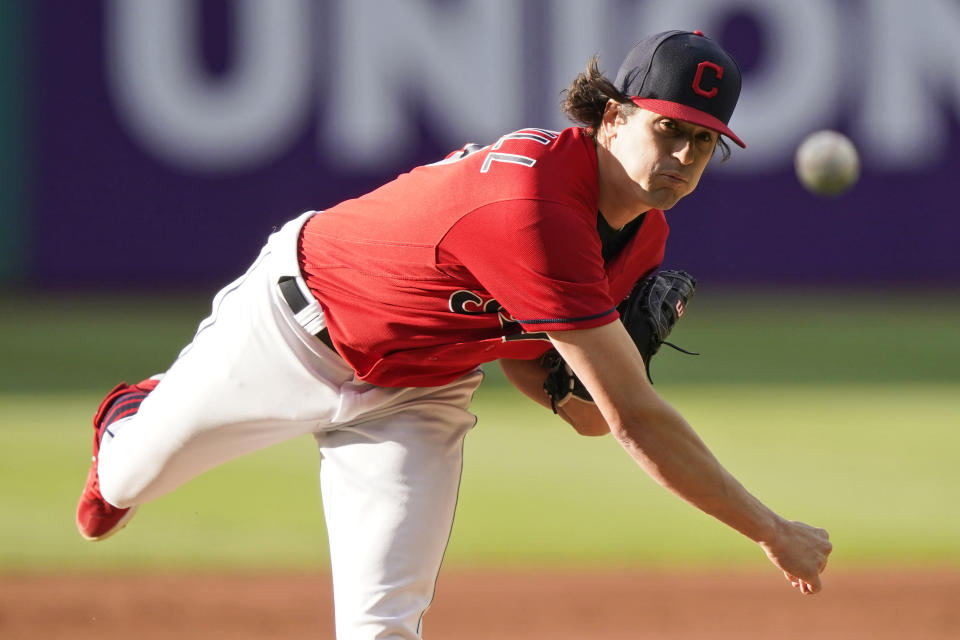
left=558, top=397, right=610, bottom=436
left=606, top=402, right=663, bottom=451
left=607, top=418, right=636, bottom=449
left=570, top=417, right=610, bottom=437
left=608, top=393, right=692, bottom=462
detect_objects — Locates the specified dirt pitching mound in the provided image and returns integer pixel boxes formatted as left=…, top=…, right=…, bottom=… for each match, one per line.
left=2, top=568, right=958, bottom=639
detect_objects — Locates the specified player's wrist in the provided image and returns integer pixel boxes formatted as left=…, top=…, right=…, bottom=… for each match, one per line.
left=753, top=513, right=790, bottom=548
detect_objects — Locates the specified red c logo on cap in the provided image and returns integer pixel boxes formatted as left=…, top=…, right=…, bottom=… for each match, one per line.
left=692, top=61, right=724, bottom=98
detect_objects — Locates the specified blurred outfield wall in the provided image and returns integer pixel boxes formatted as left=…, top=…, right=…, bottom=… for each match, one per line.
left=7, top=0, right=960, bottom=289
left=0, top=1, right=26, bottom=281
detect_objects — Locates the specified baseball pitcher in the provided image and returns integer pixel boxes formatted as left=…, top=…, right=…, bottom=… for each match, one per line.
left=76, top=30, right=832, bottom=639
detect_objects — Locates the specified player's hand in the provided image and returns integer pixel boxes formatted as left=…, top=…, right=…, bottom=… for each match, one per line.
left=759, top=519, right=832, bottom=595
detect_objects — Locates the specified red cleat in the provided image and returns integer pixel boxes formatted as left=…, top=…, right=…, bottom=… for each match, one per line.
left=76, top=378, right=160, bottom=541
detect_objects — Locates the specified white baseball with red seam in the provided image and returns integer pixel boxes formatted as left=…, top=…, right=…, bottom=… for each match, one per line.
left=794, top=130, right=860, bottom=196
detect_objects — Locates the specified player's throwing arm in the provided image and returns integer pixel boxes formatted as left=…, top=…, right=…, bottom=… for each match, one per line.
left=547, top=322, right=832, bottom=594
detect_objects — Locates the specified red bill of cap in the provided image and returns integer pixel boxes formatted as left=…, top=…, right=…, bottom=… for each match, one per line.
left=630, top=97, right=746, bottom=148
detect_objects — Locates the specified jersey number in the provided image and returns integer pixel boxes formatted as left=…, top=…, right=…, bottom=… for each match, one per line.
left=480, top=128, right=558, bottom=173
left=430, top=128, right=558, bottom=172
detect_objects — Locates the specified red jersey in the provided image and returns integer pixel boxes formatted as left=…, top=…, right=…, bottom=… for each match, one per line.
left=299, top=126, right=668, bottom=387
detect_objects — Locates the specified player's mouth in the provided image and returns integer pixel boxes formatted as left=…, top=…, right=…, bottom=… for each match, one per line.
left=658, top=171, right=689, bottom=185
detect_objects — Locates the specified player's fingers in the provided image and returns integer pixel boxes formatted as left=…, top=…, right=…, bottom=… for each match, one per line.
left=784, top=571, right=802, bottom=591
left=785, top=569, right=822, bottom=595
left=803, top=574, right=822, bottom=594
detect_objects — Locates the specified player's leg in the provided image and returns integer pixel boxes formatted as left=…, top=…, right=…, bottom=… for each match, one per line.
left=316, top=369, right=483, bottom=640
left=78, top=212, right=348, bottom=532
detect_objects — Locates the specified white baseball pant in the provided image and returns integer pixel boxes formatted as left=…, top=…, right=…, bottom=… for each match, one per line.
left=97, top=211, right=483, bottom=639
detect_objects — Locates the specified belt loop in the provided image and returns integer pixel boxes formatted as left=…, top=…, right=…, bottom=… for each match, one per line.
left=278, top=275, right=327, bottom=336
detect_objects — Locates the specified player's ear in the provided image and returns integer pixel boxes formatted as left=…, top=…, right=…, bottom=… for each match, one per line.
left=599, top=100, right=624, bottom=140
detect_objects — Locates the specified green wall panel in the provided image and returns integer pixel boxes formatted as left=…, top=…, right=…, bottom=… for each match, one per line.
left=0, top=1, right=26, bottom=281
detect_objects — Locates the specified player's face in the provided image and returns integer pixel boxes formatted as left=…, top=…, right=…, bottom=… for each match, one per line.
left=602, top=106, right=718, bottom=212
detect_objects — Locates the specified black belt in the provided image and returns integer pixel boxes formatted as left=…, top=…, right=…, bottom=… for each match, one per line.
left=278, top=276, right=336, bottom=352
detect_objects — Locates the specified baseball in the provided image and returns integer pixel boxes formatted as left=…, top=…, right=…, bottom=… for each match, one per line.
left=794, top=130, right=860, bottom=196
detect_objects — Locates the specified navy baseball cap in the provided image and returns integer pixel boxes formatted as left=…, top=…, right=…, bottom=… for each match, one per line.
left=615, top=30, right=745, bottom=148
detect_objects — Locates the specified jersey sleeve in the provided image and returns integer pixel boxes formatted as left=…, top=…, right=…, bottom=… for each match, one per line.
left=439, top=200, right=618, bottom=333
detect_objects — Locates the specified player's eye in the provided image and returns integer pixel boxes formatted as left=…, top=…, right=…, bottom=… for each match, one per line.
left=658, top=119, right=679, bottom=132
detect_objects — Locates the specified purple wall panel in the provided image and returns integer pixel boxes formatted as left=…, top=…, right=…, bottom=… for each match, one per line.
left=28, top=1, right=960, bottom=289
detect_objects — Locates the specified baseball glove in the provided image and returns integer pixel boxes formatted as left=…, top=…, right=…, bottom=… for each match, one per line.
left=541, top=269, right=698, bottom=413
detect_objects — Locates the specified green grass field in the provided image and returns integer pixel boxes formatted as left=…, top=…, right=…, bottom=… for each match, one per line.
left=1, top=289, right=958, bottom=572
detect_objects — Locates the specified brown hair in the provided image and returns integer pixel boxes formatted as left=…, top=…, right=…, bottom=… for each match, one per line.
left=560, top=55, right=731, bottom=161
